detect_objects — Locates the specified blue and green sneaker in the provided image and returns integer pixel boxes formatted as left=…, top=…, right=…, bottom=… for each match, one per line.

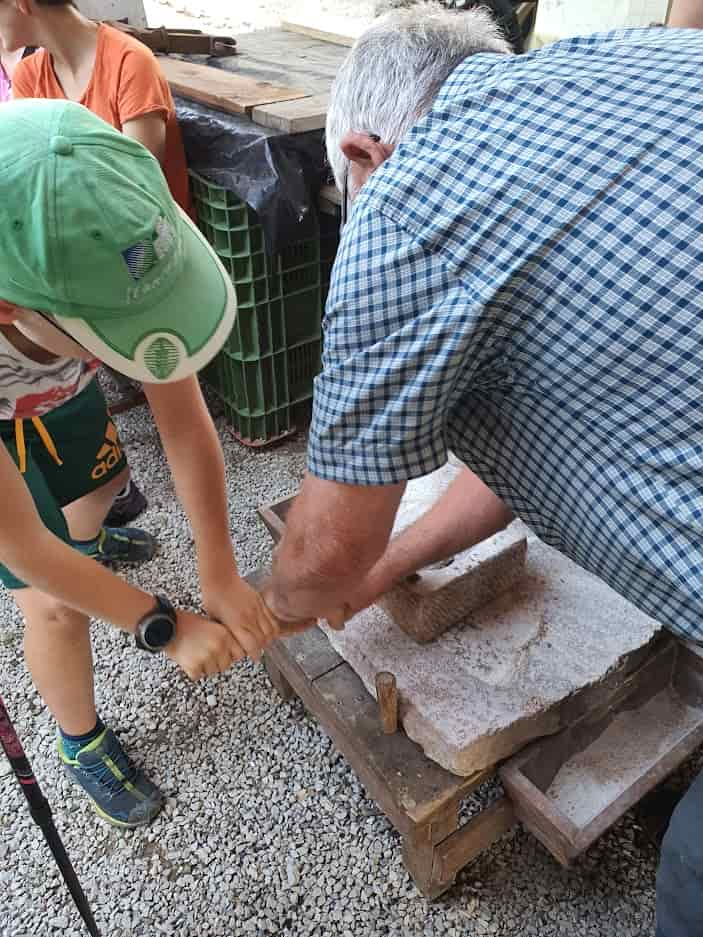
left=58, top=728, right=164, bottom=828
left=77, top=525, right=157, bottom=566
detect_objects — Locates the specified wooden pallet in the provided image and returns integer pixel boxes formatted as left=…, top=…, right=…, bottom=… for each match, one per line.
left=255, top=494, right=703, bottom=896
left=262, top=622, right=515, bottom=898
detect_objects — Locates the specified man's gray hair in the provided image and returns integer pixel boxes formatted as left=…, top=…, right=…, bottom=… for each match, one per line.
left=326, top=3, right=511, bottom=189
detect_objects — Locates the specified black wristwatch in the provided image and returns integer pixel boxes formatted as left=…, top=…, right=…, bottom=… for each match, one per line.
left=135, top=595, right=177, bottom=653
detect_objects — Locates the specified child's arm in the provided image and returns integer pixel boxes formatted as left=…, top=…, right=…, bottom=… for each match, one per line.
left=0, top=442, right=152, bottom=627
left=142, top=376, right=286, bottom=650
left=0, top=434, right=247, bottom=678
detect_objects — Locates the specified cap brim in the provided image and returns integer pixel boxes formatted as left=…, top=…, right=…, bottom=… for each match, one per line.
left=52, top=210, right=236, bottom=383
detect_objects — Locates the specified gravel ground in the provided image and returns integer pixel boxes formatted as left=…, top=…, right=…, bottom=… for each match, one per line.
left=0, top=390, right=697, bottom=936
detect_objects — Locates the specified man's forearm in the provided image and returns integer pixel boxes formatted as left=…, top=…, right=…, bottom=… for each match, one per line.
left=352, top=466, right=513, bottom=609
left=269, top=476, right=405, bottom=622
left=668, top=0, right=703, bottom=27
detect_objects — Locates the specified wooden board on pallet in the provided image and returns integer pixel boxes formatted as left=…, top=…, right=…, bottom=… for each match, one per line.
left=251, top=92, right=330, bottom=133
left=219, top=29, right=348, bottom=95
left=158, top=56, right=309, bottom=115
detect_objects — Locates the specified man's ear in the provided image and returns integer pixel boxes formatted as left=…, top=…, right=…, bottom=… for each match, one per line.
left=340, top=132, right=394, bottom=172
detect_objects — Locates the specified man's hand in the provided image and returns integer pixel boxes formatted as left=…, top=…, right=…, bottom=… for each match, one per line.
left=202, top=573, right=281, bottom=662
left=165, top=609, right=245, bottom=680
left=258, top=580, right=333, bottom=634
left=269, top=475, right=405, bottom=623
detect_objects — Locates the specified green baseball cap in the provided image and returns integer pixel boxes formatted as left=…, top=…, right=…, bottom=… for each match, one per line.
left=0, top=99, right=236, bottom=382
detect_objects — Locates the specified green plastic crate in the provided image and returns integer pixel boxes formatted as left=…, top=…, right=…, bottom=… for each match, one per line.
left=191, top=171, right=336, bottom=445
left=191, top=171, right=323, bottom=355
left=222, top=397, right=313, bottom=447
left=216, top=339, right=321, bottom=413
left=214, top=341, right=320, bottom=445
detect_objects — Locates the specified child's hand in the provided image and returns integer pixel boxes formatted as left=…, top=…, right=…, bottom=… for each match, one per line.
left=165, top=610, right=244, bottom=680
left=202, top=574, right=280, bottom=662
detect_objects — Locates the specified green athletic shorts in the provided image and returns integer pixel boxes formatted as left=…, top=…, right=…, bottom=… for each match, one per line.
left=0, top=379, right=128, bottom=590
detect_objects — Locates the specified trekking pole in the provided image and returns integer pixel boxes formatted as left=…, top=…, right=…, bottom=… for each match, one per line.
left=0, top=694, right=101, bottom=937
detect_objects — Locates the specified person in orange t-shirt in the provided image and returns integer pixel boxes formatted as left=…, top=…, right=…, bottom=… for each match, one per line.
left=6, top=1, right=193, bottom=216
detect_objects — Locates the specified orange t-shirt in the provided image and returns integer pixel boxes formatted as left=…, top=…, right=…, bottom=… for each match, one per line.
left=12, top=24, right=192, bottom=215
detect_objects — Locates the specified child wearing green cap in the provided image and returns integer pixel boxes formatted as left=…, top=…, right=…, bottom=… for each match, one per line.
left=0, top=98, right=287, bottom=829
left=5, top=0, right=199, bottom=528
left=1, top=32, right=151, bottom=529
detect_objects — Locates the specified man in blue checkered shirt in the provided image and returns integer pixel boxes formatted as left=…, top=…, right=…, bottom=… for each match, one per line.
left=265, top=8, right=703, bottom=932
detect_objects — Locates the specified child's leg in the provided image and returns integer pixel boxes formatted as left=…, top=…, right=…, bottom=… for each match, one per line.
left=13, top=587, right=95, bottom=735
left=62, top=464, right=129, bottom=542
left=35, top=381, right=155, bottom=563
left=11, top=581, right=163, bottom=828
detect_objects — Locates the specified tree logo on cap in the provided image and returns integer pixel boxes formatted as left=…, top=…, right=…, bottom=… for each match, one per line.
left=144, top=336, right=180, bottom=380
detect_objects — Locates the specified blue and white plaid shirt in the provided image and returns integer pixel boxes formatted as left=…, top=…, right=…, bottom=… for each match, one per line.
left=309, top=28, right=703, bottom=641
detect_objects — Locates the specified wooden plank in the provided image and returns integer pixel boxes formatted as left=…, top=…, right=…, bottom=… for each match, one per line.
left=272, top=624, right=344, bottom=682
left=257, top=497, right=295, bottom=543
left=281, top=15, right=369, bottom=47
left=432, top=799, right=516, bottom=887
left=402, top=806, right=459, bottom=897
left=265, top=627, right=490, bottom=832
left=158, top=57, right=309, bottom=115
left=222, top=29, right=348, bottom=96
left=251, top=92, right=330, bottom=133
left=501, top=637, right=703, bottom=866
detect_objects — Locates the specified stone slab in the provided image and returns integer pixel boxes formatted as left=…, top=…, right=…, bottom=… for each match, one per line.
left=380, top=525, right=528, bottom=643
left=324, top=539, right=662, bottom=776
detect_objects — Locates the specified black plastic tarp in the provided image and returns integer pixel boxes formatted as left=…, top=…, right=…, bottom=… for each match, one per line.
left=175, top=97, right=329, bottom=254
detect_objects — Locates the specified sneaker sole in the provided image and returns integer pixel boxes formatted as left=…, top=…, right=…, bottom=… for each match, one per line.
left=97, top=552, right=157, bottom=567
left=91, top=798, right=163, bottom=830
left=62, top=764, right=164, bottom=829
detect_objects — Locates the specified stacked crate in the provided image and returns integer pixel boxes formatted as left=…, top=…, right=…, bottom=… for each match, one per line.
left=191, top=171, right=338, bottom=445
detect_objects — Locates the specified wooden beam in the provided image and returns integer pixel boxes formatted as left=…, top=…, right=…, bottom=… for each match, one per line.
left=158, top=57, right=309, bottom=116
left=432, top=799, right=516, bottom=886
left=281, top=15, right=369, bottom=47
left=264, top=626, right=491, bottom=832
left=251, top=92, right=330, bottom=133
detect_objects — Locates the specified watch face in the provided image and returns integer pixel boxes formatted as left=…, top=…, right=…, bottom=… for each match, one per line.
left=144, top=615, right=175, bottom=649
